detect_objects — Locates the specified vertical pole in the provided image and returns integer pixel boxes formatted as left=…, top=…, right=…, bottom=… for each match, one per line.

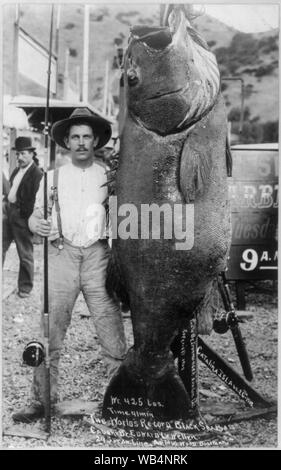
left=227, top=121, right=232, bottom=144
left=9, top=129, right=17, bottom=177
left=55, top=4, right=60, bottom=56
left=178, top=318, right=199, bottom=418
left=76, top=65, right=81, bottom=101
left=54, top=5, right=61, bottom=98
left=107, top=91, right=112, bottom=118
left=82, top=4, right=90, bottom=102
left=118, top=73, right=125, bottom=136
left=239, top=79, right=245, bottom=134
left=63, top=48, right=70, bottom=100
left=236, top=281, right=246, bottom=310
left=12, top=4, right=19, bottom=97
left=103, top=60, right=109, bottom=115
left=10, top=4, right=20, bottom=176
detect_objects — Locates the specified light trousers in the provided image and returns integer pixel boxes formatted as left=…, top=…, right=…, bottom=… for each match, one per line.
left=32, top=239, right=127, bottom=404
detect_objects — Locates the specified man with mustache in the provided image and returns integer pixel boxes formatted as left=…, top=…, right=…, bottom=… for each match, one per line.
left=2, top=136, right=43, bottom=298
left=12, top=108, right=127, bottom=422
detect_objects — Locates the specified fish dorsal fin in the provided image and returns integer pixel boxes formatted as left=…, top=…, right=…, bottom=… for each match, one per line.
left=179, top=129, right=212, bottom=203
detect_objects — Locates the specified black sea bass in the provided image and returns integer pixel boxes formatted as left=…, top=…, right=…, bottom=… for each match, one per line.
left=103, top=6, right=232, bottom=421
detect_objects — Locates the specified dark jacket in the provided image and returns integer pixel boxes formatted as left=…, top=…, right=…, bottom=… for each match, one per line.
left=10, top=163, right=43, bottom=219
left=2, top=172, right=10, bottom=200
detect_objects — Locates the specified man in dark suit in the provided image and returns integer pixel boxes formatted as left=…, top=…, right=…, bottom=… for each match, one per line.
left=2, top=136, right=43, bottom=297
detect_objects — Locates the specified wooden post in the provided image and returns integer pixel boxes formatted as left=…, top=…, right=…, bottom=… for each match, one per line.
left=82, top=5, right=90, bottom=102
left=236, top=281, right=246, bottom=310
left=118, top=73, right=125, bottom=136
left=103, top=60, right=109, bottom=115
left=54, top=4, right=61, bottom=98
left=76, top=66, right=81, bottom=101
left=10, top=5, right=20, bottom=176
left=63, top=48, right=70, bottom=100
left=12, top=5, right=19, bottom=97
left=9, top=129, right=17, bottom=177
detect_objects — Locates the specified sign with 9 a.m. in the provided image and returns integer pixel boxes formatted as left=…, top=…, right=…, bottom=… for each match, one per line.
left=226, top=144, right=278, bottom=281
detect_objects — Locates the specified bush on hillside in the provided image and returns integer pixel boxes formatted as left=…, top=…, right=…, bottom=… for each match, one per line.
left=69, top=48, right=77, bottom=57
left=255, top=64, right=275, bottom=77
left=262, top=121, right=278, bottom=142
left=215, top=32, right=259, bottom=74
left=90, top=8, right=109, bottom=22
left=65, top=23, right=75, bottom=30
left=258, top=35, right=278, bottom=53
left=207, top=40, right=216, bottom=48
left=228, top=106, right=251, bottom=122
left=221, top=82, right=228, bottom=92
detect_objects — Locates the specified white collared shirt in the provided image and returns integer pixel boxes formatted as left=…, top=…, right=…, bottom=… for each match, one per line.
left=34, top=161, right=108, bottom=247
left=8, top=162, right=33, bottom=203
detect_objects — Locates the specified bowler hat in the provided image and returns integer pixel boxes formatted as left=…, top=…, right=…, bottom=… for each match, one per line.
left=51, top=108, right=112, bottom=150
left=12, top=136, right=36, bottom=152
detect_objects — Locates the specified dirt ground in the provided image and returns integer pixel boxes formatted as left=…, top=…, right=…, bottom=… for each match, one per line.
left=1, top=243, right=278, bottom=449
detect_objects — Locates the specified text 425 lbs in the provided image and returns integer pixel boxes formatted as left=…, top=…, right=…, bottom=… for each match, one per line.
left=111, top=396, right=164, bottom=408
left=240, top=249, right=278, bottom=271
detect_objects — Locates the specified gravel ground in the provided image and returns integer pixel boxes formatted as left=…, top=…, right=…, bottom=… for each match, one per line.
left=2, top=243, right=278, bottom=449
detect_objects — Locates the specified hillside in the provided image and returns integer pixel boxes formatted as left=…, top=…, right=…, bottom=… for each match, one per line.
left=3, top=3, right=279, bottom=139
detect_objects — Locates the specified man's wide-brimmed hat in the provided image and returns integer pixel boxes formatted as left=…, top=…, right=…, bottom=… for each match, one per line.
left=51, top=108, right=112, bottom=150
left=12, top=136, right=35, bottom=152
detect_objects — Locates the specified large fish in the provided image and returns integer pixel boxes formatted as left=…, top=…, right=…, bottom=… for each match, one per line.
left=103, top=6, right=232, bottom=421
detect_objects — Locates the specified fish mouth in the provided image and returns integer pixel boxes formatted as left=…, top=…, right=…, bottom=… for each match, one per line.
left=146, top=87, right=185, bottom=101
left=131, top=25, right=173, bottom=51
left=130, top=9, right=189, bottom=52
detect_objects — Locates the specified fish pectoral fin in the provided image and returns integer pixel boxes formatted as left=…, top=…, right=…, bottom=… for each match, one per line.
left=226, top=136, right=233, bottom=177
left=179, top=135, right=212, bottom=203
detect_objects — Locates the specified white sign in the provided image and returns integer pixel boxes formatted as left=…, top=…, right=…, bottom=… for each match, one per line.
left=18, top=28, right=57, bottom=94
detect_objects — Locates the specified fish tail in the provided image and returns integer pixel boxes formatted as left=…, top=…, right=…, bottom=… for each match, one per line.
left=102, top=349, right=193, bottom=421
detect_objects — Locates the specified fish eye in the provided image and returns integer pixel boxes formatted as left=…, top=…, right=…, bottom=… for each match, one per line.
left=127, top=68, right=139, bottom=87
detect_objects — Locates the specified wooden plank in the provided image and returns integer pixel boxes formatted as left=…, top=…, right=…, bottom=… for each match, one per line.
left=198, top=337, right=271, bottom=408
left=214, top=405, right=277, bottom=425
left=55, top=399, right=99, bottom=416
left=200, top=402, right=244, bottom=416
left=3, top=426, right=49, bottom=440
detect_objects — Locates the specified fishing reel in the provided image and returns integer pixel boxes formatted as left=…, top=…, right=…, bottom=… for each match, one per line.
left=23, top=341, right=45, bottom=367
left=213, top=310, right=241, bottom=335
left=213, top=311, right=230, bottom=334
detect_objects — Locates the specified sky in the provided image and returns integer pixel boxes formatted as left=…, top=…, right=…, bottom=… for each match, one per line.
left=194, top=4, right=279, bottom=33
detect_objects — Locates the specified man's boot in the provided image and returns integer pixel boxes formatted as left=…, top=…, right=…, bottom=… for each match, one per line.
left=12, top=403, right=44, bottom=423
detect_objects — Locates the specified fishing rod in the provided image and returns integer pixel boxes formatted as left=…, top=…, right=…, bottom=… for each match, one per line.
left=21, top=5, right=54, bottom=438
left=42, top=3, right=54, bottom=436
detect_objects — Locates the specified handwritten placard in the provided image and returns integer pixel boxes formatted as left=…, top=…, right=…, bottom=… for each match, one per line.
left=90, top=413, right=231, bottom=447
